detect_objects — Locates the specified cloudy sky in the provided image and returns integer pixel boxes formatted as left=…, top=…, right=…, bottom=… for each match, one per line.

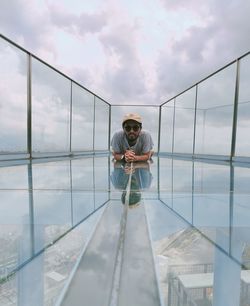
left=1, top=0, right=250, bottom=105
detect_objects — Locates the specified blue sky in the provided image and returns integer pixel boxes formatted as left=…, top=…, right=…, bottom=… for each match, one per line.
left=1, top=0, right=250, bottom=105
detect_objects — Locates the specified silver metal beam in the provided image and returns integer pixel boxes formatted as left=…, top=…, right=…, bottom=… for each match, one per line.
left=230, top=59, right=240, bottom=160
left=192, top=85, right=198, bottom=155
left=27, top=54, right=32, bottom=158
left=69, top=81, right=73, bottom=153
left=93, top=96, right=96, bottom=151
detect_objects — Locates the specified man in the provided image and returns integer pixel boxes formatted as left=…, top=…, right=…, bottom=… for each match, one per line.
left=111, top=113, right=154, bottom=162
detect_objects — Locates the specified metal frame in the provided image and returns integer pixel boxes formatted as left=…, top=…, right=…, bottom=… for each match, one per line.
left=93, top=96, right=96, bottom=152
left=192, top=85, right=198, bottom=155
left=111, top=104, right=161, bottom=107
left=108, top=104, right=112, bottom=152
left=69, top=82, right=73, bottom=154
left=27, top=54, right=32, bottom=158
left=230, top=59, right=240, bottom=160
left=27, top=163, right=35, bottom=255
left=157, top=105, right=162, bottom=153
left=171, top=99, right=176, bottom=155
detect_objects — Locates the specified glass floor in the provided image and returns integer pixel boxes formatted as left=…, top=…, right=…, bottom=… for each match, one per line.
left=0, top=155, right=250, bottom=306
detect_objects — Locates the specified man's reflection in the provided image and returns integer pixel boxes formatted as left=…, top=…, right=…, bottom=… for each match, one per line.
left=111, top=161, right=152, bottom=207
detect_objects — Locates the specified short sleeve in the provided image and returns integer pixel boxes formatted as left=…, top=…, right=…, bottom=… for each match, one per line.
left=141, top=132, right=154, bottom=154
left=111, top=132, right=122, bottom=153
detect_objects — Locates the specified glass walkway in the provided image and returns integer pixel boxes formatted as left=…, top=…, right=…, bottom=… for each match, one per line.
left=1, top=33, right=250, bottom=306
left=1, top=155, right=250, bottom=306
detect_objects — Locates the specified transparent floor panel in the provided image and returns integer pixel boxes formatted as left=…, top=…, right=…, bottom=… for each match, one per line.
left=1, top=155, right=250, bottom=306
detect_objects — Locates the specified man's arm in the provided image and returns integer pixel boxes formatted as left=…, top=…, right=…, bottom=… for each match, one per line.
left=125, top=150, right=151, bottom=162
left=111, top=132, right=125, bottom=161
left=112, top=151, right=125, bottom=161
left=134, top=152, right=151, bottom=162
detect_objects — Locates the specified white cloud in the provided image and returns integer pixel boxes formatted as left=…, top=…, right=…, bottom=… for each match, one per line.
left=47, top=2, right=108, bottom=36
left=0, top=0, right=55, bottom=55
left=156, top=0, right=250, bottom=102
left=99, top=23, right=148, bottom=103
left=0, top=0, right=250, bottom=106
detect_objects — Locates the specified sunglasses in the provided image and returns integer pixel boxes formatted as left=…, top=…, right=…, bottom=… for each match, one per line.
left=124, top=125, right=140, bottom=132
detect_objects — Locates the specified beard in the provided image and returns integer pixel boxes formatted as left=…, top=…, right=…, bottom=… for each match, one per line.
left=127, top=133, right=138, bottom=141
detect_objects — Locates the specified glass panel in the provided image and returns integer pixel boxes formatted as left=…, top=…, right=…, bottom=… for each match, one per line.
left=174, top=88, right=196, bottom=154
left=94, top=98, right=109, bottom=151
left=0, top=38, right=27, bottom=153
left=32, top=58, right=71, bottom=153
left=2, top=155, right=250, bottom=305
left=33, top=190, right=72, bottom=252
left=147, top=198, right=245, bottom=306
left=172, top=159, right=193, bottom=223
left=0, top=190, right=31, bottom=265
left=32, top=160, right=71, bottom=251
left=71, top=157, right=94, bottom=190
left=193, top=162, right=231, bottom=250
left=235, top=54, right=250, bottom=157
left=0, top=164, right=29, bottom=272
left=0, top=164, right=29, bottom=189
left=195, top=64, right=236, bottom=156
left=32, top=160, right=71, bottom=190
left=111, top=105, right=159, bottom=152
left=94, top=156, right=110, bottom=207
left=159, top=157, right=173, bottom=207
left=0, top=156, right=110, bottom=279
left=71, top=157, right=95, bottom=224
left=71, top=84, right=94, bottom=152
left=0, top=208, right=104, bottom=306
left=143, top=157, right=158, bottom=199
left=160, top=100, right=174, bottom=153
left=233, top=166, right=250, bottom=261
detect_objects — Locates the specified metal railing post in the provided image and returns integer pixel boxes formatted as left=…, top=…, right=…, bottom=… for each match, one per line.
left=192, top=85, right=198, bottom=156
left=108, top=104, right=112, bottom=152
left=157, top=105, right=162, bottom=154
left=172, top=99, right=176, bottom=154
left=93, top=96, right=96, bottom=152
left=69, top=81, right=73, bottom=154
left=230, top=59, right=240, bottom=160
left=27, top=54, right=32, bottom=158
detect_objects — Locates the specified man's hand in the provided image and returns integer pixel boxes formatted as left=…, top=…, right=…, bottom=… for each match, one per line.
left=124, top=150, right=136, bottom=162
left=124, top=150, right=152, bottom=162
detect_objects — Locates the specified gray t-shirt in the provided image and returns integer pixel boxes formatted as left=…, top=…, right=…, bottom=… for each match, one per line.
left=111, top=130, right=153, bottom=155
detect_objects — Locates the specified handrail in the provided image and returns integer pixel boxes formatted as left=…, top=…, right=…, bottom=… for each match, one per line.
left=160, top=50, right=250, bottom=107
left=2, top=32, right=249, bottom=108
left=0, top=32, right=111, bottom=106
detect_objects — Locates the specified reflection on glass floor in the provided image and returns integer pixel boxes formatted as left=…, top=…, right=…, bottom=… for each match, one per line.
left=0, top=155, right=250, bottom=306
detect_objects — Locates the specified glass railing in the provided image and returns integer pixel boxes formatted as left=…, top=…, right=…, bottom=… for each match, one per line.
left=0, top=34, right=110, bottom=160
left=160, top=52, right=250, bottom=162
left=2, top=32, right=250, bottom=162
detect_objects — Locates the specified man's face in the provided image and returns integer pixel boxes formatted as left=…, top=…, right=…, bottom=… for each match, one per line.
left=123, top=120, right=141, bottom=141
